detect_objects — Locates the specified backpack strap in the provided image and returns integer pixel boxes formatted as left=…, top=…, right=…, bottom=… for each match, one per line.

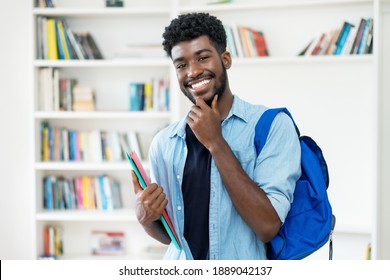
left=255, top=107, right=300, bottom=156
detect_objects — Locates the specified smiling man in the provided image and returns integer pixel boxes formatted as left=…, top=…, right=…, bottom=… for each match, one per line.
left=131, top=12, right=301, bottom=260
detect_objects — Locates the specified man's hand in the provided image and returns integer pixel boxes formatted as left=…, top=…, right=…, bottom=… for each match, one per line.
left=187, top=94, right=223, bottom=151
left=131, top=171, right=168, bottom=227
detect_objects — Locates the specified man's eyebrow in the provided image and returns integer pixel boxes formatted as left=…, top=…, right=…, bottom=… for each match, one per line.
left=194, top=48, right=213, bottom=55
left=172, top=48, right=213, bottom=64
left=173, top=56, right=184, bottom=64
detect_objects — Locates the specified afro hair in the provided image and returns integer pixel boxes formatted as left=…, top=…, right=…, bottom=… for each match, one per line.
left=162, top=12, right=227, bottom=57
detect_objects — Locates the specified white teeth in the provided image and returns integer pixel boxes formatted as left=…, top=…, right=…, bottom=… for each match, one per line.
left=191, top=79, right=210, bottom=89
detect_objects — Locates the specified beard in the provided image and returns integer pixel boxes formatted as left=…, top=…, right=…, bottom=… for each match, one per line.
left=182, top=62, right=228, bottom=106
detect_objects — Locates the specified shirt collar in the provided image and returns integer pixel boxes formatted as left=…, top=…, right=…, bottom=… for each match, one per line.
left=224, top=95, right=250, bottom=124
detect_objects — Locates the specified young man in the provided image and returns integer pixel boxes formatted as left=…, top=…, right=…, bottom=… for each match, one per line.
left=131, top=12, right=301, bottom=260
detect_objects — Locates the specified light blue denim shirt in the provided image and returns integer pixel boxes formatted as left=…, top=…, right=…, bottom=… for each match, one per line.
left=149, top=96, right=301, bottom=260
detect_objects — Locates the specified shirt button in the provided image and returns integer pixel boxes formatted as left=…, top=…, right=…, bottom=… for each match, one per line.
left=177, top=206, right=182, bottom=211
left=176, top=175, right=180, bottom=180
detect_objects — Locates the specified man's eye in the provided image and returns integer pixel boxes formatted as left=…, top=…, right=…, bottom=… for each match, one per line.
left=199, top=56, right=209, bottom=61
left=176, top=64, right=186, bottom=69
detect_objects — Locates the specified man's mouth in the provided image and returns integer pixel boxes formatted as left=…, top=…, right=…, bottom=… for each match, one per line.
left=189, top=79, right=211, bottom=89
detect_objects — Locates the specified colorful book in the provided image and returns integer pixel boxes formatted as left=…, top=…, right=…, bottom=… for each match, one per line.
left=46, top=18, right=58, bottom=60
left=125, top=151, right=182, bottom=250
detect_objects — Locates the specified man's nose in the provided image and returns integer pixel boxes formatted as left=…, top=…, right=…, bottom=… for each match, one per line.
left=187, top=61, right=203, bottom=78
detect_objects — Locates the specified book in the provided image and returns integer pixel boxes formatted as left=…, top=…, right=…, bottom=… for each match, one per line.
left=62, top=19, right=86, bottom=60
left=224, top=25, right=237, bottom=57
left=341, top=26, right=357, bottom=55
left=143, top=82, right=153, bottom=111
left=125, top=151, right=182, bottom=250
left=85, top=33, right=104, bottom=59
left=77, top=33, right=95, bottom=59
left=46, top=18, right=58, bottom=60
left=298, top=39, right=314, bottom=56
left=324, top=29, right=341, bottom=55
left=333, top=21, right=354, bottom=55
left=311, top=33, right=327, bottom=55
left=350, top=18, right=367, bottom=54
left=363, top=19, right=373, bottom=54
left=128, top=82, right=144, bottom=111
left=127, top=131, right=142, bottom=160
left=55, top=20, right=65, bottom=60
left=57, top=19, right=71, bottom=60
left=230, top=24, right=244, bottom=58
left=91, top=231, right=125, bottom=255
left=305, top=33, right=326, bottom=56
left=72, top=86, right=96, bottom=111
left=358, top=18, right=373, bottom=54
left=42, top=225, right=63, bottom=258
left=251, top=30, right=269, bottom=57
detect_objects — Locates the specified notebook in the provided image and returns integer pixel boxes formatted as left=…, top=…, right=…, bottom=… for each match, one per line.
left=125, top=151, right=182, bottom=250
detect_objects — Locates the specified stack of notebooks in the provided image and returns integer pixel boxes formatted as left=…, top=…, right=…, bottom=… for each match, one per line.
left=126, top=151, right=181, bottom=250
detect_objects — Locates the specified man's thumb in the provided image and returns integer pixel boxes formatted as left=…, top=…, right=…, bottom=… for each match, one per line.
left=131, top=171, right=143, bottom=194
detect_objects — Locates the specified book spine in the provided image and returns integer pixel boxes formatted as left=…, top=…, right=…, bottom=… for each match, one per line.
left=334, top=22, right=353, bottom=55
left=46, top=18, right=58, bottom=60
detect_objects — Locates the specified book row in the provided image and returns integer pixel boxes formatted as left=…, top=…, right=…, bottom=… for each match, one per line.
left=128, top=79, right=170, bottom=112
left=299, top=17, right=373, bottom=56
left=224, top=24, right=269, bottom=58
left=36, top=0, right=125, bottom=8
left=41, top=225, right=63, bottom=259
left=43, top=175, right=122, bottom=211
left=36, top=0, right=55, bottom=8
left=39, top=68, right=96, bottom=112
left=41, top=122, right=143, bottom=162
left=37, top=16, right=104, bottom=60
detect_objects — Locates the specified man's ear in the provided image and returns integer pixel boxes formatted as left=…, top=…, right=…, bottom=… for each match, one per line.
left=222, top=51, right=232, bottom=69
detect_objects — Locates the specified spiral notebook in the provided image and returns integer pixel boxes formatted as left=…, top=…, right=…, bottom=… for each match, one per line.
left=125, top=151, right=182, bottom=250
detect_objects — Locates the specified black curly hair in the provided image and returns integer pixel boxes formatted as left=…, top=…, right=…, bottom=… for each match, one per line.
left=162, top=12, right=227, bottom=58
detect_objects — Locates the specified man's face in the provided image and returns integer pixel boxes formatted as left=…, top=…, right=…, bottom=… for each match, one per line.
left=171, top=35, right=228, bottom=105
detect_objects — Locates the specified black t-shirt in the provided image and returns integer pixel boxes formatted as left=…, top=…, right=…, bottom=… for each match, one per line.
left=182, top=124, right=212, bottom=260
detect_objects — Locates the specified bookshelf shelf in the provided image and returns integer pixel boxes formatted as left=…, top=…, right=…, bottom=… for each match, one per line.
left=35, top=209, right=137, bottom=222
left=232, top=54, right=373, bottom=65
left=57, top=252, right=165, bottom=260
left=33, top=59, right=170, bottom=68
left=335, top=224, right=372, bottom=235
left=34, top=161, right=150, bottom=171
left=34, top=111, right=172, bottom=120
left=33, top=7, right=171, bottom=17
left=179, top=0, right=372, bottom=13
left=35, top=162, right=127, bottom=171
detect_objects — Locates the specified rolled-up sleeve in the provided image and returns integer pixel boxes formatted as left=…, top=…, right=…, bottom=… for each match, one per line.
left=254, top=112, right=301, bottom=224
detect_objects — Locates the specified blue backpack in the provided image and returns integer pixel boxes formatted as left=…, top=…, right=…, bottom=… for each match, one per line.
left=255, top=108, right=336, bottom=260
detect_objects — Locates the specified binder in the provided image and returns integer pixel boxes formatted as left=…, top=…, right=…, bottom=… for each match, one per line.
left=125, top=151, right=182, bottom=250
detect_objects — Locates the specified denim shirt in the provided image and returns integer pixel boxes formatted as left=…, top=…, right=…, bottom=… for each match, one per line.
left=149, top=96, right=301, bottom=260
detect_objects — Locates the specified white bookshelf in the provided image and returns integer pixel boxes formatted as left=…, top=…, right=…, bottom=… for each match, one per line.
left=30, top=0, right=389, bottom=260
left=31, top=0, right=176, bottom=260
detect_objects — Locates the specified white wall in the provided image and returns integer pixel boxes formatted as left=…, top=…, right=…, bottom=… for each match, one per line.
left=0, top=1, right=34, bottom=259
left=0, top=1, right=384, bottom=260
